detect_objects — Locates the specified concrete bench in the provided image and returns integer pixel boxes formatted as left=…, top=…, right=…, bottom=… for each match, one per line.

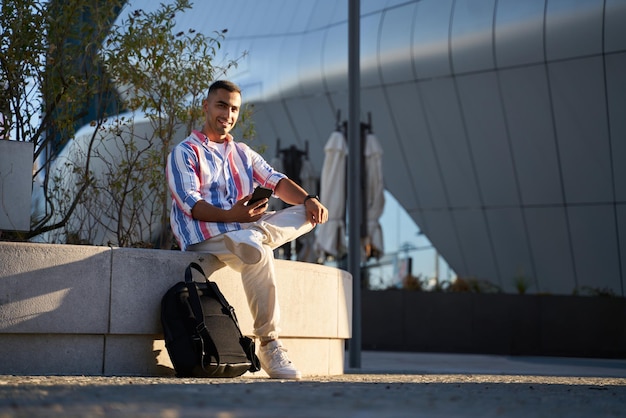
left=0, top=242, right=352, bottom=377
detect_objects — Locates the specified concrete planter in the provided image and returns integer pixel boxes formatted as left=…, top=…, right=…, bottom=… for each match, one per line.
left=0, top=242, right=352, bottom=376
left=362, top=290, right=626, bottom=358
left=0, top=141, right=34, bottom=232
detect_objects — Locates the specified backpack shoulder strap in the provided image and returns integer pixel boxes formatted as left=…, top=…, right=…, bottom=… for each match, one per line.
left=187, top=261, right=260, bottom=373
left=184, top=263, right=207, bottom=323
left=189, top=263, right=244, bottom=333
left=185, top=263, right=220, bottom=372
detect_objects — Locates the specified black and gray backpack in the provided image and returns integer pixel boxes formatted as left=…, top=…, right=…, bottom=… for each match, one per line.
left=161, top=262, right=260, bottom=377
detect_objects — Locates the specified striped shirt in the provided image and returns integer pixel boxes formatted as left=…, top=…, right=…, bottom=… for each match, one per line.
left=167, top=130, right=286, bottom=250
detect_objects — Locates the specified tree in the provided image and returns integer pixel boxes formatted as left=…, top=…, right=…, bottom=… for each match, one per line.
left=1, top=0, right=247, bottom=248
left=1, top=0, right=125, bottom=240
left=100, top=0, right=241, bottom=248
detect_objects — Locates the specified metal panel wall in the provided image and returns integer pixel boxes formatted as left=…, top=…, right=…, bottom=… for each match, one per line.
left=322, top=25, right=349, bottom=94
left=605, top=53, right=626, bottom=201
left=525, top=207, right=576, bottom=294
left=361, top=87, right=420, bottom=210
left=498, top=66, right=563, bottom=206
left=379, top=4, right=417, bottom=84
left=605, top=0, right=626, bottom=52
left=450, top=0, right=496, bottom=73
left=548, top=57, right=612, bottom=204
left=420, top=78, right=481, bottom=209
left=486, top=208, right=536, bottom=293
left=298, top=31, right=326, bottom=96
left=545, top=0, right=604, bottom=60
left=494, top=0, right=545, bottom=67
left=456, top=72, right=519, bottom=207
left=453, top=209, right=499, bottom=285
left=568, top=206, right=621, bottom=293
left=412, top=0, right=454, bottom=79
left=383, top=83, right=446, bottom=210
left=360, top=13, right=381, bottom=88
left=105, top=0, right=626, bottom=295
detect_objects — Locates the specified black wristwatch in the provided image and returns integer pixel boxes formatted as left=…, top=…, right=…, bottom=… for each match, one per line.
left=303, top=194, right=319, bottom=204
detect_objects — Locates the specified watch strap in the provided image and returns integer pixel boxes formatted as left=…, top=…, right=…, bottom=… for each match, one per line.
left=303, top=194, right=319, bottom=204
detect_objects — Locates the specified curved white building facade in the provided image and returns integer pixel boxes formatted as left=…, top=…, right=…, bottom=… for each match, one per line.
left=121, top=0, right=626, bottom=295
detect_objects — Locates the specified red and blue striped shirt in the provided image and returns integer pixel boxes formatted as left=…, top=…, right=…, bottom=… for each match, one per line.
left=167, top=130, right=285, bottom=250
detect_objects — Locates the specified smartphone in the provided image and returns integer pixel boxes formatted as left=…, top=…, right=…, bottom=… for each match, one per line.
left=247, top=186, right=272, bottom=206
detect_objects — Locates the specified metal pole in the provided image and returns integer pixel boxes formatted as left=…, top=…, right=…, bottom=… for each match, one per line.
left=348, top=0, right=361, bottom=369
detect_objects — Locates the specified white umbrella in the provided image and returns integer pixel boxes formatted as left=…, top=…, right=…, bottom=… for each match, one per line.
left=363, top=133, right=385, bottom=260
left=315, top=130, right=347, bottom=259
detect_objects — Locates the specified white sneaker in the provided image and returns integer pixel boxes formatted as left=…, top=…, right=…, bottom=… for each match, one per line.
left=258, top=340, right=302, bottom=380
left=224, top=229, right=265, bottom=264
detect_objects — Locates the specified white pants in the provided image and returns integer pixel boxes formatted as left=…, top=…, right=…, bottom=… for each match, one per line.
left=187, top=205, right=314, bottom=340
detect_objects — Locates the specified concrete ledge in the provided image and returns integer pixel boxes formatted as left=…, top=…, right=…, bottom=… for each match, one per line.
left=0, top=242, right=352, bottom=377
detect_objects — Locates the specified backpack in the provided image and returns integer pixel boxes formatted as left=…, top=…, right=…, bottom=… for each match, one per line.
left=161, top=262, right=261, bottom=377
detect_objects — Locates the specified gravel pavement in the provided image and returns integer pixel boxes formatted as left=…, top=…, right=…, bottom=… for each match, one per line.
left=1, top=351, right=625, bottom=418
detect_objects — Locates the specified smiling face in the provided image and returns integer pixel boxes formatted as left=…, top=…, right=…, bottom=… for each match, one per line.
left=202, top=87, right=241, bottom=143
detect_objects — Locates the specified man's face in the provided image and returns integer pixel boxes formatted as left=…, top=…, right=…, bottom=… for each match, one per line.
left=202, top=88, right=241, bottom=142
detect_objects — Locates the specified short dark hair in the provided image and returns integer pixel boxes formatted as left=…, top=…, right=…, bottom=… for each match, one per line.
left=208, top=80, right=241, bottom=97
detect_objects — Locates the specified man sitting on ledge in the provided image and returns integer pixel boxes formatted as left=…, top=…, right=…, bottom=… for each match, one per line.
left=166, top=80, right=328, bottom=380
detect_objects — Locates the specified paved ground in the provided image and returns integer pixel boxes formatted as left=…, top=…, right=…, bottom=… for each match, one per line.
left=1, top=351, right=626, bottom=417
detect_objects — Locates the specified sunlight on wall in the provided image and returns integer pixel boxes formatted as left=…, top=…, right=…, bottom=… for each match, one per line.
left=0, top=288, right=71, bottom=329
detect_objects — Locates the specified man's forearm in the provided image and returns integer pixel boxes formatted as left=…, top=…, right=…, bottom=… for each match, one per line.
left=274, top=178, right=309, bottom=205
left=191, top=200, right=232, bottom=223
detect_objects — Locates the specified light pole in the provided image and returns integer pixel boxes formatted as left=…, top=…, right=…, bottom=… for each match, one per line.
left=347, top=0, right=362, bottom=369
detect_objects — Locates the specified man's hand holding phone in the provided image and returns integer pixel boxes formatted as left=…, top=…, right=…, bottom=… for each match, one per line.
left=247, top=186, right=272, bottom=208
